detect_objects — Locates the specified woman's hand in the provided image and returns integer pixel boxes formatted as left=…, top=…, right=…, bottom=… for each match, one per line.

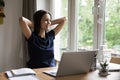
left=52, top=17, right=67, bottom=35
left=19, top=17, right=33, bottom=28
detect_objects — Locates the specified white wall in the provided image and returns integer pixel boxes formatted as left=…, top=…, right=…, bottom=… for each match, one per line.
left=0, top=0, right=51, bottom=72
left=0, top=0, right=26, bottom=72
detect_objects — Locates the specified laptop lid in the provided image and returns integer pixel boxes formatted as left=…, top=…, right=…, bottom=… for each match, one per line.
left=43, top=50, right=97, bottom=76
left=56, top=51, right=97, bottom=76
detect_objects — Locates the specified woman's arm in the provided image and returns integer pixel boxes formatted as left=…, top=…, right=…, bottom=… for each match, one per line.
left=19, top=17, right=33, bottom=39
left=51, top=17, right=66, bottom=35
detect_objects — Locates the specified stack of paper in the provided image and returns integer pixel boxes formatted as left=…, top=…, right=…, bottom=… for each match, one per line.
left=6, top=68, right=40, bottom=80
left=109, top=63, right=120, bottom=72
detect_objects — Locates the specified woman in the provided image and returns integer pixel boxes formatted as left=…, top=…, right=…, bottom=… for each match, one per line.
left=19, top=10, right=66, bottom=68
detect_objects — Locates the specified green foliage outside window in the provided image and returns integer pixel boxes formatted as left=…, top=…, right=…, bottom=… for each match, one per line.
left=60, top=0, right=120, bottom=50
left=77, top=0, right=93, bottom=48
left=105, top=0, right=120, bottom=50
left=60, top=0, right=68, bottom=49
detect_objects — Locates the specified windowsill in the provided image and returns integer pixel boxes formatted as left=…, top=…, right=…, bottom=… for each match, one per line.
left=112, top=53, right=120, bottom=57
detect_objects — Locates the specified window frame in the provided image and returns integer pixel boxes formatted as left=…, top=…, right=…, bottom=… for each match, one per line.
left=67, top=0, right=105, bottom=50
left=68, top=0, right=78, bottom=51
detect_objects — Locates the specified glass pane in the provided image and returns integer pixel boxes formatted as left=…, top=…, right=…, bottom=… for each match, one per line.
left=60, top=0, right=68, bottom=51
left=105, top=0, right=120, bottom=57
left=54, top=0, right=68, bottom=60
left=77, top=0, right=94, bottom=50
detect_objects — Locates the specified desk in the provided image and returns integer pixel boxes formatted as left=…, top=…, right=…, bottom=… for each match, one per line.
left=0, top=67, right=120, bottom=80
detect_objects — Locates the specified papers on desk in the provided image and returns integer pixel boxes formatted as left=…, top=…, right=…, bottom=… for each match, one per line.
left=8, top=75, right=39, bottom=80
left=109, top=63, right=120, bottom=72
left=97, top=63, right=120, bottom=72
left=6, top=68, right=40, bottom=80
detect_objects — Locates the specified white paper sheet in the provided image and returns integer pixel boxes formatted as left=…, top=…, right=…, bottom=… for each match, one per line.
left=8, top=75, right=40, bottom=80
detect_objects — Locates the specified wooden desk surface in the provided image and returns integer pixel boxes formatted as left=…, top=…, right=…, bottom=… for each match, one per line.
left=0, top=67, right=120, bottom=80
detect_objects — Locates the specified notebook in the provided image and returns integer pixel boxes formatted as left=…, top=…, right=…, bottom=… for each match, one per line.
left=6, top=68, right=40, bottom=80
left=43, top=50, right=97, bottom=76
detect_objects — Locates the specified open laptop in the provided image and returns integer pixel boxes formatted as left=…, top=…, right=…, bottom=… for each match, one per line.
left=43, top=50, right=97, bottom=77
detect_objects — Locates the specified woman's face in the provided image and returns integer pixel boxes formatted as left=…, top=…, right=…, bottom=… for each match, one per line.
left=40, top=13, right=51, bottom=32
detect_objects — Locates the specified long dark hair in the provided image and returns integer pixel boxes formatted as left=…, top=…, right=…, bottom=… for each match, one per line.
left=33, top=10, right=52, bottom=34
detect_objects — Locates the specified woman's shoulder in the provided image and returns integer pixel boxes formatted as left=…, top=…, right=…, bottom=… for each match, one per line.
left=27, top=32, right=38, bottom=41
left=47, top=30, right=55, bottom=35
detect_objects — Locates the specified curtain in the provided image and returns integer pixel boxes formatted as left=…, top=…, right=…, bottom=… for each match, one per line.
left=22, top=0, right=36, bottom=20
left=22, top=0, right=36, bottom=66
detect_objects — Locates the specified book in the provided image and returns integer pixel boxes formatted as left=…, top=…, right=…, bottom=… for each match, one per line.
left=6, top=68, right=40, bottom=80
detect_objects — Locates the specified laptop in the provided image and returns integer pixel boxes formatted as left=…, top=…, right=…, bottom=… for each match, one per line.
left=43, top=50, right=97, bottom=77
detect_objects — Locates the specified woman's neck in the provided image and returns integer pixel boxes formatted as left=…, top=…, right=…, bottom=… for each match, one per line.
left=38, top=29, right=46, bottom=38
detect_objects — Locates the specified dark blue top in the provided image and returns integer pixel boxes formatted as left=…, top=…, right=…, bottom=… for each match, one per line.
left=27, top=30, right=56, bottom=68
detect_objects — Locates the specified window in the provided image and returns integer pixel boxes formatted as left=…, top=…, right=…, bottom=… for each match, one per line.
left=37, top=0, right=120, bottom=60
left=53, top=0, right=96, bottom=53
left=59, top=0, right=68, bottom=51
left=77, top=0, right=94, bottom=50
left=105, top=0, right=120, bottom=57
left=53, top=0, right=68, bottom=60
left=53, top=0, right=95, bottom=56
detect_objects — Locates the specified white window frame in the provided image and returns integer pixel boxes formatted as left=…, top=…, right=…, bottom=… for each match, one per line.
left=93, top=0, right=106, bottom=49
left=68, top=0, right=78, bottom=51
left=67, top=0, right=106, bottom=50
